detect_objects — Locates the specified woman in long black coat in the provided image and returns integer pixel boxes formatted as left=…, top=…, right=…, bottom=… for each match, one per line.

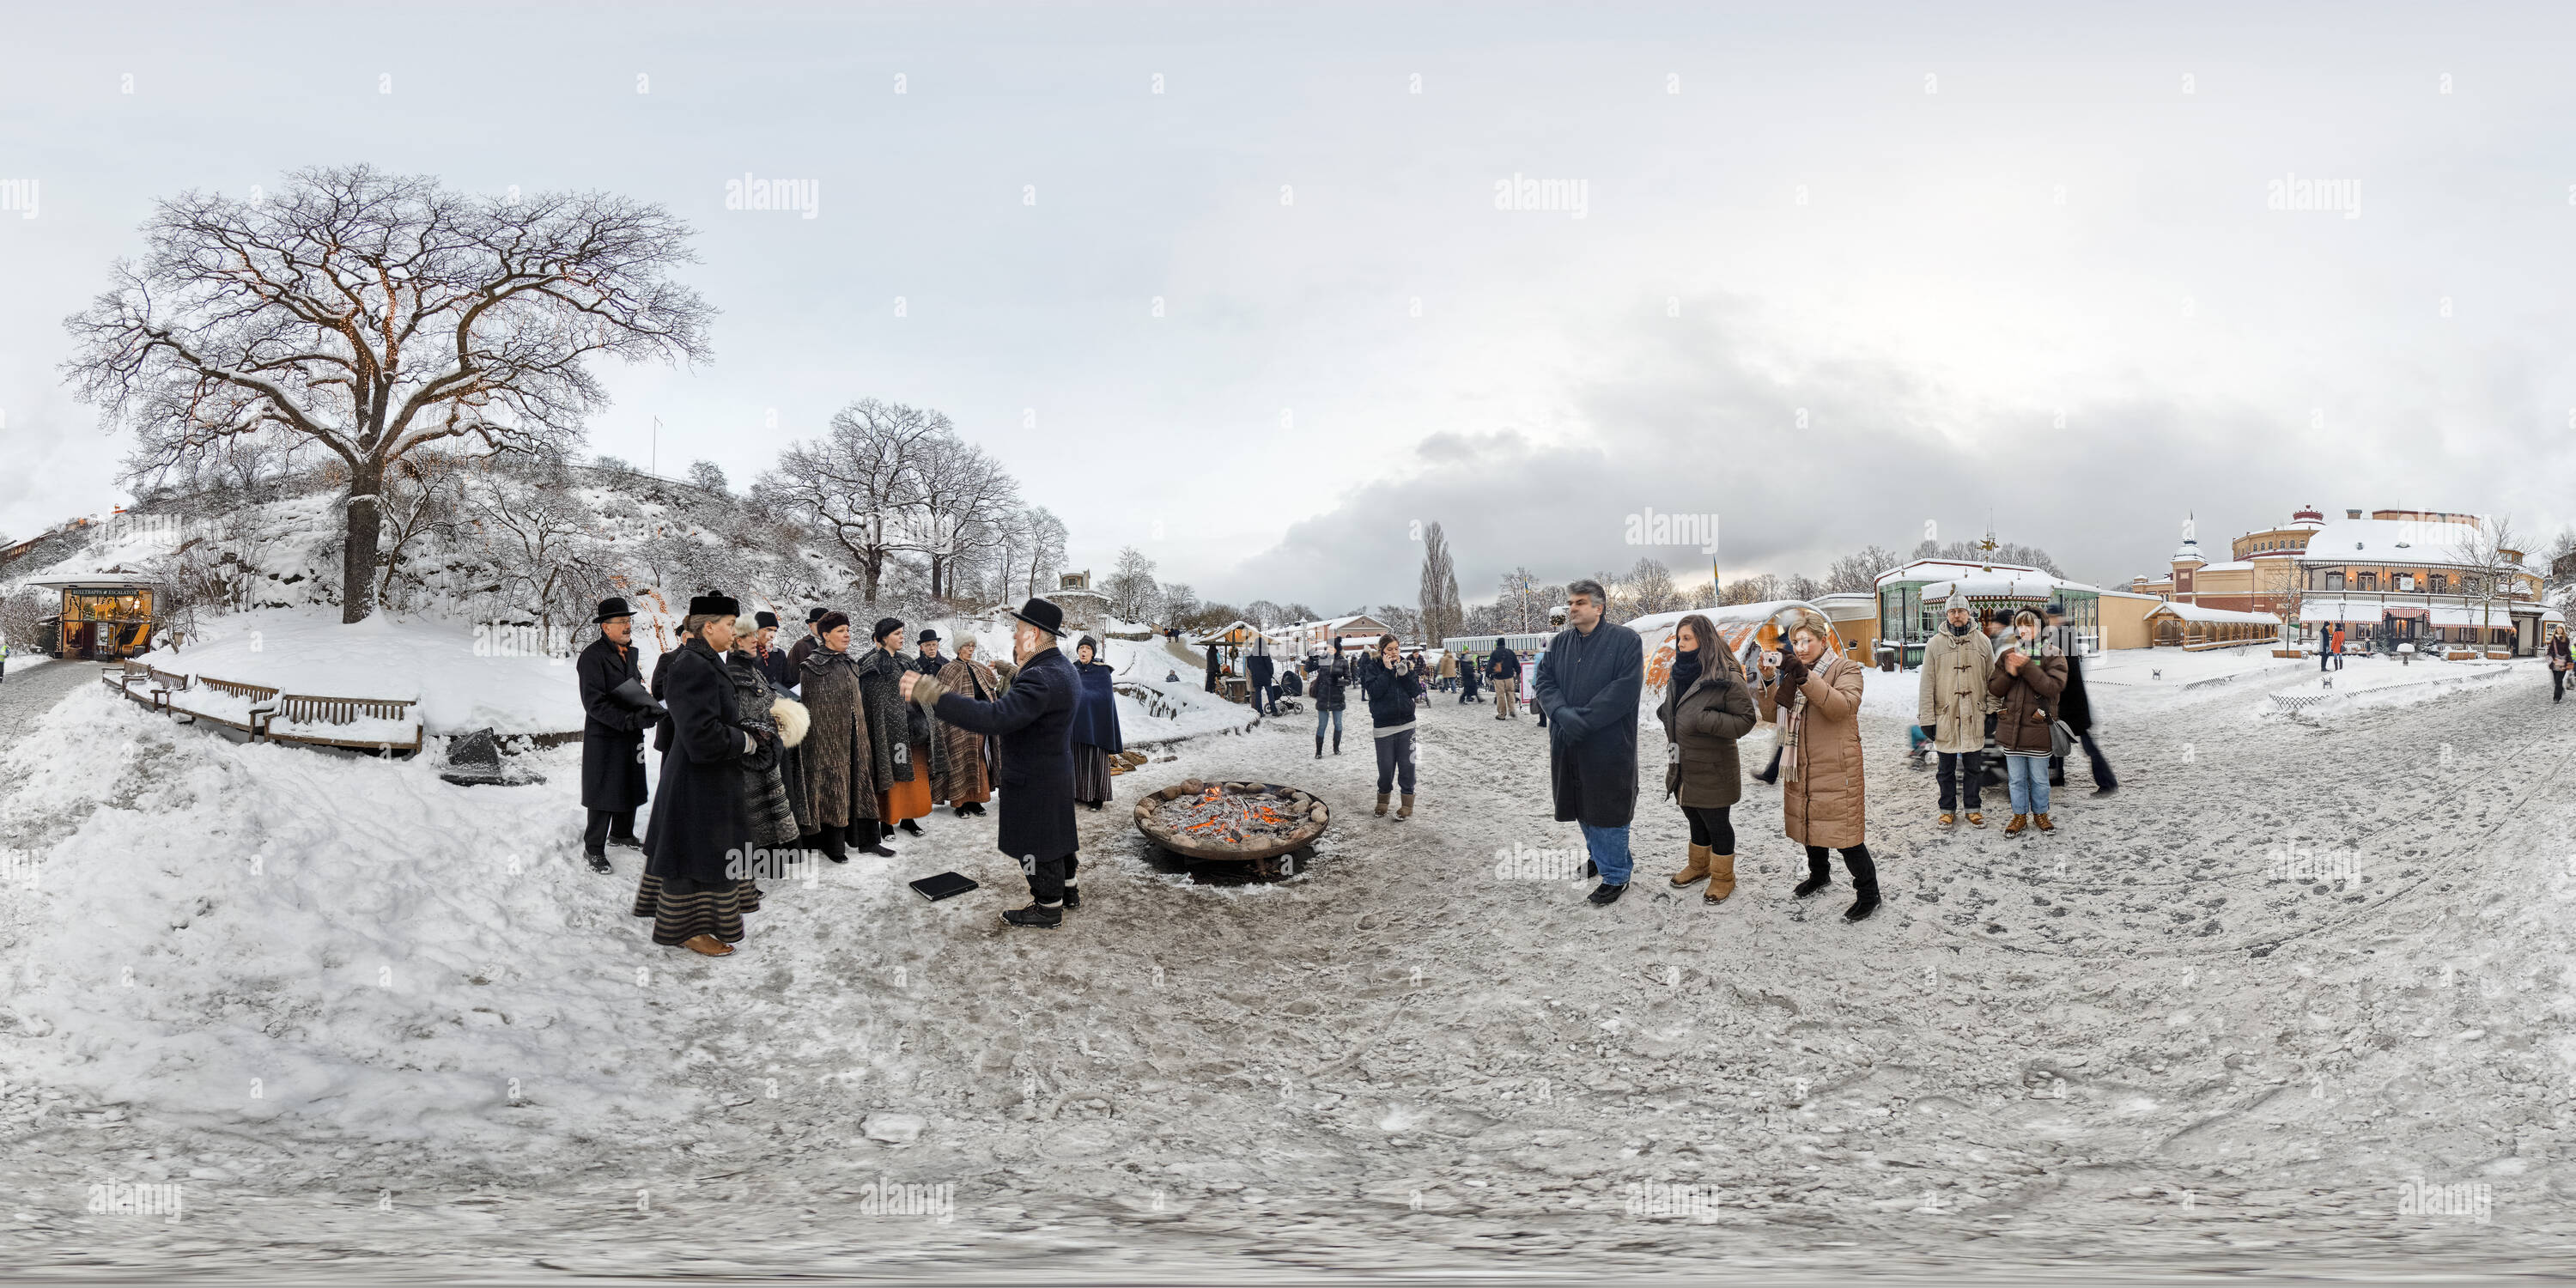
left=1069, top=635, right=1122, bottom=809
left=635, top=598, right=762, bottom=957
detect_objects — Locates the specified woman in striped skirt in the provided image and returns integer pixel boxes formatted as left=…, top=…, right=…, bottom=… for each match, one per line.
left=633, top=595, right=765, bottom=957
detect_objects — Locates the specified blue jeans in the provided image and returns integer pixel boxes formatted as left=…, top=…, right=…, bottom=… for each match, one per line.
left=1581, top=823, right=1633, bottom=886
left=1315, top=707, right=1342, bottom=738
left=2005, top=753, right=2050, bottom=816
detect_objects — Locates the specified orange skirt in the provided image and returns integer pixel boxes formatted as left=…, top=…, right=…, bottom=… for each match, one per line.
left=878, top=759, right=934, bottom=823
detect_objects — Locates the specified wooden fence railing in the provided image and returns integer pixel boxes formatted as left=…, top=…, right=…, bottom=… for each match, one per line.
left=168, top=676, right=283, bottom=736
left=266, top=693, right=422, bottom=755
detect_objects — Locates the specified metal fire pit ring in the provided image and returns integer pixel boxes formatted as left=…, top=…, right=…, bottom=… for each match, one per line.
left=1134, top=778, right=1330, bottom=866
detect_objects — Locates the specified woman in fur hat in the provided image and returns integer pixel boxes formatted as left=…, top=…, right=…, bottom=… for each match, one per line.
left=1657, top=613, right=1758, bottom=903
left=1069, top=635, right=1122, bottom=810
left=795, top=612, right=892, bottom=862
left=1754, top=606, right=1880, bottom=921
left=934, top=637, right=999, bottom=816
left=862, top=617, right=942, bottom=838
left=634, top=594, right=763, bottom=957
left=1986, top=608, right=2068, bottom=834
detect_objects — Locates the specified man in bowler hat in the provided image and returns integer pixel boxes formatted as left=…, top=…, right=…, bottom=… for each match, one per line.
left=900, top=598, right=1083, bottom=927
left=576, top=597, right=653, bottom=872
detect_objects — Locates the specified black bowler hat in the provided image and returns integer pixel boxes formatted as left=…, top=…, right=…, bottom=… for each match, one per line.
left=754, top=611, right=780, bottom=630
left=1006, top=597, right=1066, bottom=638
left=805, top=606, right=830, bottom=625
left=917, top=628, right=940, bottom=643
left=688, top=592, right=740, bottom=617
left=593, top=596, right=636, bottom=623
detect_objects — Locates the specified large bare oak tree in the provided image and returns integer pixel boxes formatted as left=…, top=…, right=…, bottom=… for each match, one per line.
left=64, top=164, right=713, bottom=622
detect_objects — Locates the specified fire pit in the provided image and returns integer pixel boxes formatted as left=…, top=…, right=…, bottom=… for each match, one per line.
left=1135, top=778, right=1329, bottom=878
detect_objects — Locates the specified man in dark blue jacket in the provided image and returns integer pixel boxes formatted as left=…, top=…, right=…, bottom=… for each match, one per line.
left=903, top=598, right=1082, bottom=928
left=1357, top=634, right=1424, bottom=818
left=1488, top=639, right=1522, bottom=720
left=1532, top=580, right=1644, bottom=905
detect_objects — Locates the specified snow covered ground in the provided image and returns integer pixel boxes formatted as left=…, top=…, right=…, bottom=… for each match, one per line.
left=1, top=644, right=2573, bottom=1279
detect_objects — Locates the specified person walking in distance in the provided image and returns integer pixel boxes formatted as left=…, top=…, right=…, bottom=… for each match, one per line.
left=1755, top=608, right=1880, bottom=921
left=1488, top=637, right=1522, bottom=720
left=1658, top=613, right=1757, bottom=903
left=1987, top=610, right=2068, bottom=835
left=1358, top=634, right=1425, bottom=818
left=1457, top=648, right=1481, bottom=705
left=576, top=597, right=653, bottom=872
left=901, top=598, right=1084, bottom=928
left=2548, top=624, right=2572, bottom=704
left=2044, top=601, right=2117, bottom=796
left=1245, top=632, right=1279, bottom=717
left=1533, top=580, right=1645, bottom=905
left=1917, top=592, right=1996, bottom=829
left=1310, top=640, right=1350, bottom=757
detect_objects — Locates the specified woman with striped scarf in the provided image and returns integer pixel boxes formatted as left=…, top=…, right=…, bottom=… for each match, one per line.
left=1754, top=607, right=1880, bottom=922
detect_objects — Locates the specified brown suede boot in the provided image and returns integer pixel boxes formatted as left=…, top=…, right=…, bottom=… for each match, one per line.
left=1705, top=853, right=1737, bottom=903
left=1374, top=793, right=1390, bottom=817
left=2034, top=812, right=2055, bottom=832
left=1671, top=843, right=1711, bottom=886
left=1397, top=793, right=1414, bottom=819
left=2004, top=813, right=2029, bottom=835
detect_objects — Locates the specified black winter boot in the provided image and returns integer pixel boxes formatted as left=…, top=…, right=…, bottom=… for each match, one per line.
left=1844, top=851, right=1882, bottom=921
left=1315, top=735, right=1323, bottom=758
left=582, top=849, right=613, bottom=874
left=1003, top=902, right=1063, bottom=928
left=1587, top=882, right=1627, bottom=906
left=1061, top=885, right=1081, bottom=910
left=1793, top=851, right=1831, bottom=898
left=1333, top=730, right=1341, bottom=755
left=814, top=828, right=849, bottom=865
left=898, top=818, right=924, bottom=836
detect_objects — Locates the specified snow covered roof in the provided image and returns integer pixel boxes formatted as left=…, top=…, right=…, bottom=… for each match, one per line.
left=2144, top=602, right=2281, bottom=626
left=2172, top=537, right=2206, bottom=563
left=1917, top=571, right=2104, bottom=601
left=19, top=565, right=166, bottom=591
left=2297, top=517, right=2480, bottom=565
left=1874, top=558, right=2043, bottom=589
left=2194, top=560, right=2255, bottom=574
left=2293, top=598, right=2545, bottom=625
left=2099, top=589, right=2165, bottom=601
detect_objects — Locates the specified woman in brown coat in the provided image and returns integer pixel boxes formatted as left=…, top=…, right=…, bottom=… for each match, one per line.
left=1657, top=614, right=1758, bottom=903
left=1986, top=609, right=2068, bottom=835
left=795, top=613, right=892, bottom=862
left=934, top=638, right=999, bottom=816
left=1754, top=608, right=1879, bottom=921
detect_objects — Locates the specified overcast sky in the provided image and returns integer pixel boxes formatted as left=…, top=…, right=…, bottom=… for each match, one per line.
left=3, top=1, right=2570, bottom=609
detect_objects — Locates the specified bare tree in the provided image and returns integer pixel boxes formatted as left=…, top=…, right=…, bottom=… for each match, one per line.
left=462, top=456, right=607, bottom=637
left=1103, top=546, right=1160, bottom=621
left=64, top=165, right=712, bottom=623
left=2447, top=513, right=2527, bottom=655
left=1721, top=573, right=1782, bottom=606
left=1623, top=556, right=1682, bottom=617
left=755, top=399, right=946, bottom=605
left=1418, top=522, right=1464, bottom=645
left=1826, top=544, right=1905, bottom=594
left=1244, top=599, right=1285, bottom=629
left=905, top=433, right=1018, bottom=600
left=1163, top=582, right=1200, bottom=625
left=1018, top=507, right=1068, bottom=600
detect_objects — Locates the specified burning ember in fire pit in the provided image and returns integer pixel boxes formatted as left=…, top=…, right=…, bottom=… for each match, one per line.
left=1135, top=778, right=1329, bottom=879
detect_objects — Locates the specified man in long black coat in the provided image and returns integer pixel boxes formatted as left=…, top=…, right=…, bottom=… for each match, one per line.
left=2044, top=603, right=2117, bottom=795
left=576, top=598, right=652, bottom=873
left=902, top=598, right=1080, bottom=929
left=1531, top=580, right=1644, bottom=905
left=1204, top=642, right=1220, bottom=693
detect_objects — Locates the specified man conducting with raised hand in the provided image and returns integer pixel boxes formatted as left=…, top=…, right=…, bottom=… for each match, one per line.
left=900, top=598, right=1083, bottom=928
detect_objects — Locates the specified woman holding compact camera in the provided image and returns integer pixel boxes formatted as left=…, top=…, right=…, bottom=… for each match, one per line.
left=1754, top=608, right=1879, bottom=922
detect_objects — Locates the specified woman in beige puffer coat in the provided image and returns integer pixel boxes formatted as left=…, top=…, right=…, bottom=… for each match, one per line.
left=1754, top=608, right=1880, bottom=921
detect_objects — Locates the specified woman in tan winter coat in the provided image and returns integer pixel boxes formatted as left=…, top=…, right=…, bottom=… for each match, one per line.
left=1916, top=591, right=1997, bottom=829
left=794, top=614, right=891, bottom=862
left=1755, top=608, right=1880, bottom=921
left=1986, top=609, right=2068, bottom=835
left=1657, top=615, right=1759, bottom=903
left=934, top=638, right=999, bottom=815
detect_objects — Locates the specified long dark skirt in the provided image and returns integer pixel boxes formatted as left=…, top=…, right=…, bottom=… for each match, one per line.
left=631, top=872, right=764, bottom=946
left=1073, top=743, right=1114, bottom=805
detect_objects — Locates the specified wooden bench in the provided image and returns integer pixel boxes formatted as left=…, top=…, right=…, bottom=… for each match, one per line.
left=264, top=693, right=422, bottom=756
left=167, top=676, right=281, bottom=736
left=106, top=659, right=152, bottom=700
left=143, top=666, right=191, bottom=713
